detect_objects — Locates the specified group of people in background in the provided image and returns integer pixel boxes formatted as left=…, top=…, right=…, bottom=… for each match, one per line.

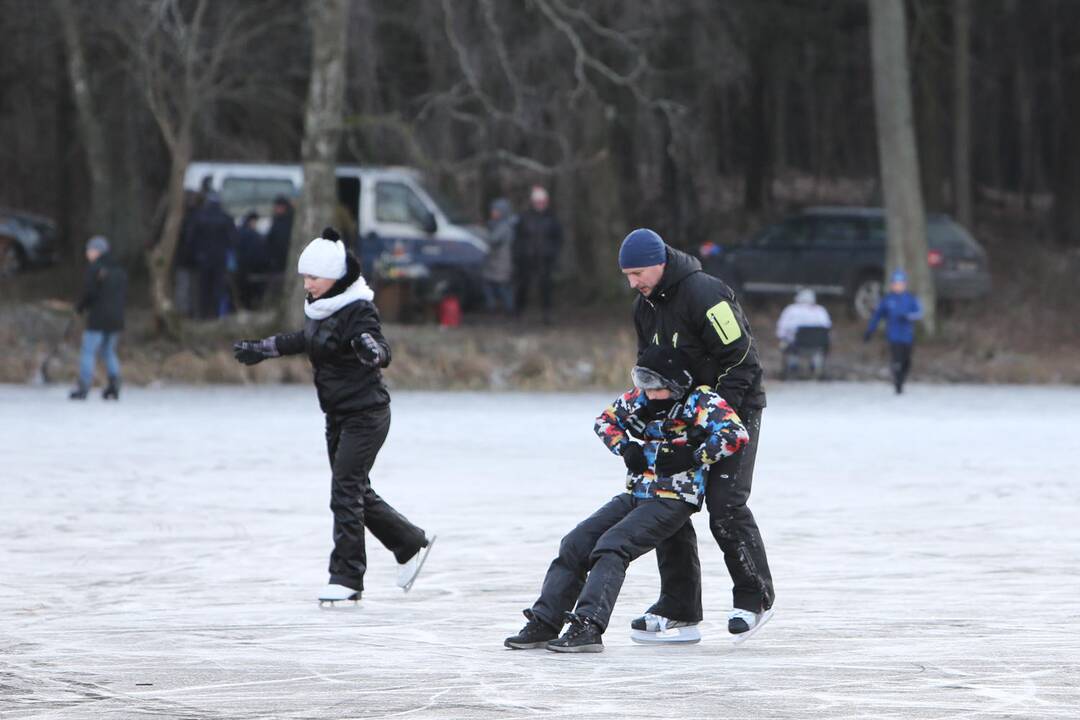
left=482, top=185, right=563, bottom=324
left=174, top=190, right=295, bottom=319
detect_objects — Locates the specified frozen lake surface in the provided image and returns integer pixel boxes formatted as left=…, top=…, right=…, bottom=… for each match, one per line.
left=2, top=382, right=1078, bottom=719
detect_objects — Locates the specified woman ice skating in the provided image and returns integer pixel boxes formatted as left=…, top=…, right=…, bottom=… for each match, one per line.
left=232, top=227, right=434, bottom=604
left=504, top=346, right=749, bottom=653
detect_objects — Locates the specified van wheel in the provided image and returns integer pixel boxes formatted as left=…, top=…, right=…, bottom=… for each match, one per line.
left=0, top=238, right=24, bottom=277
left=852, top=275, right=882, bottom=320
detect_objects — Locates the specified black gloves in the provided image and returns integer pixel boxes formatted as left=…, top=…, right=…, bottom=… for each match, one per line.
left=233, top=337, right=279, bottom=365
left=351, top=333, right=385, bottom=367
left=655, top=443, right=699, bottom=477
left=621, top=443, right=649, bottom=475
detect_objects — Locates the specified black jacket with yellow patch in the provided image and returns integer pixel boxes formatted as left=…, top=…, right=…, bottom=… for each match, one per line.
left=632, top=246, right=766, bottom=411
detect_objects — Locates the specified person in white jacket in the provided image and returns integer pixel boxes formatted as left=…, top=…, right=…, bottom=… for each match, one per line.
left=776, top=289, right=831, bottom=378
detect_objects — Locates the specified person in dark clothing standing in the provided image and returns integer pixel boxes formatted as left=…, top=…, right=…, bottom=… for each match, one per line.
left=513, top=185, right=562, bottom=324
left=235, top=211, right=266, bottom=310
left=185, top=192, right=236, bottom=319
left=864, top=269, right=923, bottom=394
left=617, top=228, right=774, bottom=641
left=265, top=195, right=295, bottom=274
left=232, top=227, right=435, bottom=604
left=174, top=190, right=203, bottom=317
left=71, top=236, right=127, bottom=400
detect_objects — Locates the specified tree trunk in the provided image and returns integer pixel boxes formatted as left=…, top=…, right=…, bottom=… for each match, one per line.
left=146, top=133, right=191, bottom=336
left=869, top=0, right=935, bottom=334
left=952, top=0, right=973, bottom=226
left=281, top=0, right=349, bottom=329
left=54, top=0, right=113, bottom=239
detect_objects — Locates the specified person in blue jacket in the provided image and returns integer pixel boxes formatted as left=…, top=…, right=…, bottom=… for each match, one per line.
left=864, top=269, right=923, bottom=394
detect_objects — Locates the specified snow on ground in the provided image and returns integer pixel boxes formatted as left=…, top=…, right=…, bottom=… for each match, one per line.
left=1, top=381, right=1078, bottom=719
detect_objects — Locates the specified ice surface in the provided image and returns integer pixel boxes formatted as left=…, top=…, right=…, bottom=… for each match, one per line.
left=1, top=382, right=1078, bottom=719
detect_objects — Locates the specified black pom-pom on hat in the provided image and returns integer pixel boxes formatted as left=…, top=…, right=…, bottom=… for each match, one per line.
left=321, top=226, right=341, bottom=242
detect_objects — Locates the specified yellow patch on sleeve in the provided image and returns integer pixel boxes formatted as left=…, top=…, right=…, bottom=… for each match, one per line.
left=706, top=301, right=742, bottom=345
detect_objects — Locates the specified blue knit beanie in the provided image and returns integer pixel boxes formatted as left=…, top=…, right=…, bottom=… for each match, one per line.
left=891, top=269, right=908, bottom=284
left=619, top=228, right=667, bottom=269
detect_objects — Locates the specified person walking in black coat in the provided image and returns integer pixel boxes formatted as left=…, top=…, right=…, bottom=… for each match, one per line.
left=71, top=236, right=127, bottom=400
left=513, top=185, right=562, bottom=324
left=185, top=192, right=236, bottom=319
left=265, top=195, right=295, bottom=274
left=232, top=227, right=435, bottom=604
left=617, top=228, right=774, bottom=641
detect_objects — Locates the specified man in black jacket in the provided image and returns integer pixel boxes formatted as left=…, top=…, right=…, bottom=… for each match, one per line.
left=185, top=192, right=236, bottom=319
left=513, top=185, right=562, bottom=324
left=618, top=228, right=774, bottom=640
left=71, top=236, right=127, bottom=400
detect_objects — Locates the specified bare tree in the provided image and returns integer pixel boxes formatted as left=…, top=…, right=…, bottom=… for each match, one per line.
left=952, top=0, right=972, bottom=226
left=869, top=0, right=935, bottom=334
left=280, top=0, right=349, bottom=328
left=53, top=0, right=113, bottom=240
left=115, top=0, right=282, bottom=333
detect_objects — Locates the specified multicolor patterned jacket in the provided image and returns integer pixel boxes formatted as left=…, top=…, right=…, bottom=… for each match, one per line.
left=594, top=386, right=750, bottom=507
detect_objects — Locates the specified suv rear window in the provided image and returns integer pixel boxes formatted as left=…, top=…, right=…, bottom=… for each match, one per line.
left=812, top=217, right=864, bottom=246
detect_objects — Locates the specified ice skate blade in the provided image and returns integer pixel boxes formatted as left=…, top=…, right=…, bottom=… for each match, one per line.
left=546, top=643, right=604, bottom=654
left=400, top=535, right=437, bottom=593
left=730, top=608, right=774, bottom=645
left=630, top=626, right=702, bottom=644
left=317, top=596, right=360, bottom=607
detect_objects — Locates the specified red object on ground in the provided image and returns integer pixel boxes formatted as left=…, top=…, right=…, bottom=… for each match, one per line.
left=438, top=295, right=462, bottom=327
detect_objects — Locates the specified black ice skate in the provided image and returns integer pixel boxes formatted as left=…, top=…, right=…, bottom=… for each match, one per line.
left=728, top=608, right=774, bottom=645
left=69, top=384, right=88, bottom=400
left=547, top=613, right=603, bottom=653
left=629, top=613, right=701, bottom=644
left=318, top=583, right=360, bottom=606
left=504, top=611, right=559, bottom=649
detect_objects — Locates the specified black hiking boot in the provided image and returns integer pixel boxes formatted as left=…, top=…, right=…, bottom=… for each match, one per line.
left=505, top=610, right=560, bottom=649
left=69, top=384, right=88, bottom=400
left=547, top=613, right=603, bottom=653
left=102, top=377, right=120, bottom=401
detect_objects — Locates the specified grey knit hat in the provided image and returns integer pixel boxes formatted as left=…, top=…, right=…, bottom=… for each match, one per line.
left=86, top=235, right=110, bottom=254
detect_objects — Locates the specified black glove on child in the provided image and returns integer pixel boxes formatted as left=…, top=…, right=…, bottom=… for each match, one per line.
left=655, top=443, right=699, bottom=476
left=621, top=442, right=649, bottom=475
left=351, top=333, right=385, bottom=367
left=233, top=338, right=279, bottom=366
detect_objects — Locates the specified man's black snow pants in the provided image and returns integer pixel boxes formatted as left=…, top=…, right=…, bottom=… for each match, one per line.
left=325, top=407, right=426, bottom=592
left=529, top=494, right=695, bottom=632
left=647, top=408, right=774, bottom=619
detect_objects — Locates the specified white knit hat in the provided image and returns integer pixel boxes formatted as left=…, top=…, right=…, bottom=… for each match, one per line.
left=297, top=237, right=346, bottom=279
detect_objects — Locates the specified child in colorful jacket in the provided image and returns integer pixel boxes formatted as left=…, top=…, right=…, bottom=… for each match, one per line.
left=504, top=345, right=749, bottom=653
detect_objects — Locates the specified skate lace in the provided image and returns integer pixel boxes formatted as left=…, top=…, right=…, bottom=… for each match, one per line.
left=564, top=614, right=592, bottom=639
left=642, top=612, right=669, bottom=631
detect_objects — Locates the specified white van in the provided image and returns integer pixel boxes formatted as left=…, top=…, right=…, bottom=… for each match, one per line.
left=183, top=161, right=488, bottom=294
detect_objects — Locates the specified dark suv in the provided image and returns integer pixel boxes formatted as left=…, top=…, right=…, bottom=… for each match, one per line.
left=701, top=206, right=991, bottom=318
left=0, top=209, right=59, bottom=276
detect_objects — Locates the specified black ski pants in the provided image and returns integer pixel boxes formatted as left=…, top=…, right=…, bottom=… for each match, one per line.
left=514, top=256, right=555, bottom=319
left=647, top=408, right=774, bottom=619
left=529, top=494, right=695, bottom=632
left=325, top=407, right=426, bottom=591
left=890, top=341, right=914, bottom=392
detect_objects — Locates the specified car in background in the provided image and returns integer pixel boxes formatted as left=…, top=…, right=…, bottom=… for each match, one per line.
left=183, top=162, right=489, bottom=302
left=0, top=208, right=59, bottom=276
left=700, top=206, right=991, bottom=318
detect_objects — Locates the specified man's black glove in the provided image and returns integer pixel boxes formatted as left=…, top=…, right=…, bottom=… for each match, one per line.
left=233, top=337, right=278, bottom=366
left=655, top=443, right=699, bottom=477
left=621, top=442, right=649, bottom=475
left=351, top=333, right=385, bottom=367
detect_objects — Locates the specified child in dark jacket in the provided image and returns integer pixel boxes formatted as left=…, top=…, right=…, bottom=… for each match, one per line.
left=505, top=345, right=749, bottom=653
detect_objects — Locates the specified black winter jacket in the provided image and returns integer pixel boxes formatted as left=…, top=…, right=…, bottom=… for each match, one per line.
left=273, top=257, right=391, bottom=416
left=514, top=208, right=563, bottom=263
left=632, top=246, right=766, bottom=411
left=77, top=253, right=127, bottom=332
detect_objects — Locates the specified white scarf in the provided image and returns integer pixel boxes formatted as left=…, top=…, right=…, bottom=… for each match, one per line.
left=304, top=276, right=375, bottom=320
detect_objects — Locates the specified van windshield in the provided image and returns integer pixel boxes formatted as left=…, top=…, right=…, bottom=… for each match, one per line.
left=220, top=177, right=296, bottom=219
left=419, top=181, right=474, bottom=225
